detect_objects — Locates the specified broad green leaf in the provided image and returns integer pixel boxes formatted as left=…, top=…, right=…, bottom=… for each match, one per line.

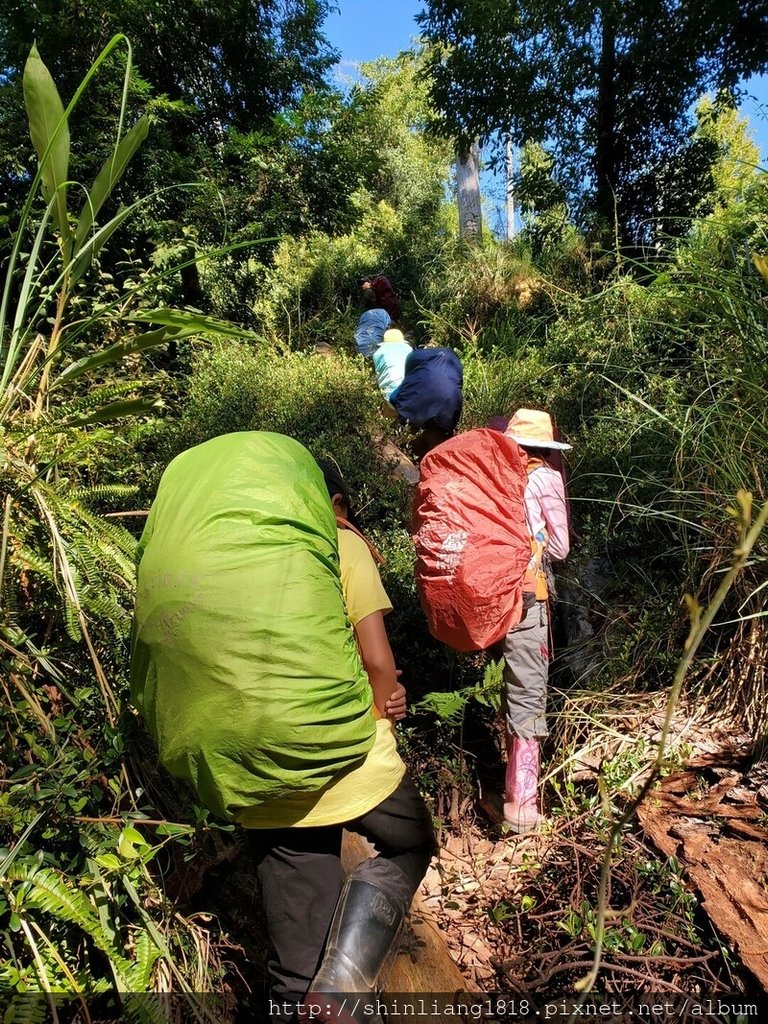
left=75, top=115, right=149, bottom=255
left=95, top=854, right=122, bottom=871
left=121, top=826, right=147, bottom=847
left=117, top=833, right=139, bottom=860
left=128, top=307, right=263, bottom=342
left=55, top=325, right=193, bottom=385
left=69, top=202, right=137, bottom=285
left=59, top=397, right=163, bottom=429
left=1, top=35, right=130, bottom=361
left=23, top=45, right=71, bottom=255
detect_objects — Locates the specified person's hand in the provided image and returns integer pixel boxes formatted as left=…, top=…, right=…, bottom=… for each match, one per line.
left=385, top=672, right=407, bottom=722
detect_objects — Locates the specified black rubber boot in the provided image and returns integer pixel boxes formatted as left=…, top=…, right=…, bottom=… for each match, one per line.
left=305, top=876, right=405, bottom=1023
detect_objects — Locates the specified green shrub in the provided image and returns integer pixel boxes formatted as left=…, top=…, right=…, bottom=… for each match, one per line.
left=160, top=341, right=411, bottom=530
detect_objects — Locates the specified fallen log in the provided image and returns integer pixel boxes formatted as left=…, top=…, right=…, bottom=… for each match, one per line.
left=639, top=775, right=768, bottom=990
left=377, top=437, right=419, bottom=486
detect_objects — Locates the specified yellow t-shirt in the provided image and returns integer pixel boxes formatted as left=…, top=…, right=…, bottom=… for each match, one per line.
left=338, top=528, right=392, bottom=624
left=237, top=528, right=405, bottom=828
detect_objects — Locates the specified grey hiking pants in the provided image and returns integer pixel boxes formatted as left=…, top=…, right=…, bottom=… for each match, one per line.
left=253, top=772, right=436, bottom=1022
left=503, top=599, right=550, bottom=740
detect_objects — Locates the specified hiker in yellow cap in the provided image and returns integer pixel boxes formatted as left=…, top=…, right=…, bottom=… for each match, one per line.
left=501, top=409, right=571, bottom=833
left=372, top=327, right=413, bottom=404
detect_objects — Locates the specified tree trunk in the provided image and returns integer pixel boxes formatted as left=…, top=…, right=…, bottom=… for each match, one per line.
left=505, top=137, right=516, bottom=241
left=456, top=142, right=483, bottom=241
left=594, top=4, right=618, bottom=238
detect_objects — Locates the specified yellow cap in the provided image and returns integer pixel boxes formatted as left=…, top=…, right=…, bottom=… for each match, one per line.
left=383, top=328, right=405, bottom=344
left=505, top=409, right=572, bottom=450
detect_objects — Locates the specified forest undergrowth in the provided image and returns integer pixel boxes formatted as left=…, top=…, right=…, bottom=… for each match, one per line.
left=1, top=36, right=768, bottom=1017
left=410, top=690, right=764, bottom=1000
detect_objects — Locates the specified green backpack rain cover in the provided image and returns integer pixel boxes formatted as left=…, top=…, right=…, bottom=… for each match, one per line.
left=130, top=431, right=376, bottom=821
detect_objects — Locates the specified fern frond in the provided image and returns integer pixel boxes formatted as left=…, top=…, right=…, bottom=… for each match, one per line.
left=416, top=659, right=504, bottom=725
left=78, top=583, right=132, bottom=636
left=56, top=378, right=154, bottom=416
left=37, top=487, right=136, bottom=585
left=68, top=484, right=139, bottom=504
left=0, top=995, right=49, bottom=1023
left=62, top=590, right=82, bottom=642
left=47, top=489, right=136, bottom=559
left=34, top=429, right=115, bottom=471
left=8, top=865, right=135, bottom=988
left=11, top=546, right=55, bottom=581
left=9, top=864, right=101, bottom=936
left=125, top=927, right=162, bottom=991
left=415, top=687, right=472, bottom=727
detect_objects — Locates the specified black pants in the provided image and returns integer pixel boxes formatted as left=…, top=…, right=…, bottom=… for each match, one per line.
left=253, top=773, right=435, bottom=1022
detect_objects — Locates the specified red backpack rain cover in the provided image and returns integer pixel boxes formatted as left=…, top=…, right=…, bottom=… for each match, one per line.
left=413, top=429, right=530, bottom=652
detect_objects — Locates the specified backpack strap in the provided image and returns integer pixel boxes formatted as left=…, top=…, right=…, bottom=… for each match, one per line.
left=335, top=516, right=386, bottom=567
left=523, top=457, right=549, bottom=600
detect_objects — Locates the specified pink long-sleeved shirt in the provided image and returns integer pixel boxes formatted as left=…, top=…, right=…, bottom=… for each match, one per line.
left=524, top=464, right=570, bottom=561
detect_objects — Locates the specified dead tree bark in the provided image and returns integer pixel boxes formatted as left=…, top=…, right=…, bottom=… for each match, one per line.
left=505, top=137, right=516, bottom=241
left=456, top=142, right=482, bottom=242
left=595, top=3, right=618, bottom=237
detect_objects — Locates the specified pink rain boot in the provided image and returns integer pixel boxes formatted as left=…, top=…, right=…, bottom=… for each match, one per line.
left=503, top=735, right=542, bottom=834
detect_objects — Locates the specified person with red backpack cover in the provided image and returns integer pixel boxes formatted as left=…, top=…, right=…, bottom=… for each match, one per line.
left=501, top=410, right=570, bottom=833
left=412, top=428, right=530, bottom=652
left=412, top=410, right=570, bottom=835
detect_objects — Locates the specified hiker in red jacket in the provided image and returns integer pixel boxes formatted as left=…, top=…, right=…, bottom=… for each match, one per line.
left=501, top=409, right=571, bottom=833
left=360, top=274, right=401, bottom=323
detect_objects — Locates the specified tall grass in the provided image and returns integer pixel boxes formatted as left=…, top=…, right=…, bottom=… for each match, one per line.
left=0, top=38, right=258, bottom=1009
left=601, top=250, right=768, bottom=731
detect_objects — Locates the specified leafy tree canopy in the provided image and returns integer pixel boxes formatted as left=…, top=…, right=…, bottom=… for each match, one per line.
left=0, top=2, right=392, bottom=315
left=0, top=2, right=341, bottom=237
left=418, top=0, right=768, bottom=243
left=0, top=0, right=337, bottom=133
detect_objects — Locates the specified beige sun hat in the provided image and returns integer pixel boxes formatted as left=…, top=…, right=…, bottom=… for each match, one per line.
left=505, top=408, right=572, bottom=451
left=383, top=328, right=406, bottom=343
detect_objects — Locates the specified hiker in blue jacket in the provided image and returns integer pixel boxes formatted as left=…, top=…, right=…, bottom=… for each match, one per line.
left=355, top=290, right=391, bottom=357
left=354, top=275, right=402, bottom=357
left=389, top=346, right=463, bottom=457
